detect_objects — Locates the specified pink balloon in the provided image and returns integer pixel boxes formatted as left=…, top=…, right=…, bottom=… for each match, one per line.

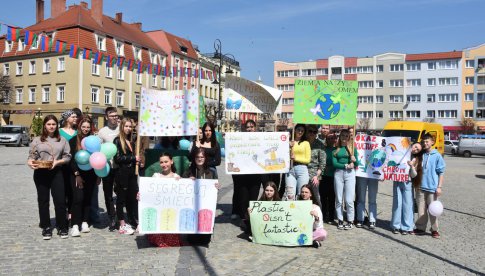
left=81, top=137, right=87, bottom=150
left=89, top=152, right=107, bottom=170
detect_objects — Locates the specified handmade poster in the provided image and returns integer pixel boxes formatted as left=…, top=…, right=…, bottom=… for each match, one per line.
left=224, top=75, right=279, bottom=114
left=249, top=201, right=313, bottom=246
left=139, top=87, right=199, bottom=136
left=355, top=135, right=412, bottom=182
left=224, top=132, right=290, bottom=174
left=293, top=79, right=358, bottom=125
left=199, top=95, right=206, bottom=127
left=138, top=177, right=218, bottom=234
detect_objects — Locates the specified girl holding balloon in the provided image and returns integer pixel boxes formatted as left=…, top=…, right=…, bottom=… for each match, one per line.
left=113, top=118, right=140, bottom=235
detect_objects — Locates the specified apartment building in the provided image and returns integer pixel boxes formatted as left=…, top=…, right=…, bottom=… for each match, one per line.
left=462, top=43, right=485, bottom=132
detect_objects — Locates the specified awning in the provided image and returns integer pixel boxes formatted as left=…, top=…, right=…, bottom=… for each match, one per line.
left=443, top=126, right=463, bottom=131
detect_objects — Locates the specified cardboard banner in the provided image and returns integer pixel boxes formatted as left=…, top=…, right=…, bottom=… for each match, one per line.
left=249, top=201, right=313, bottom=246
left=293, top=80, right=358, bottom=125
left=355, top=135, right=412, bottom=181
left=138, top=177, right=218, bottom=234
left=224, top=132, right=290, bottom=174
left=224, top=75, right=279, bottom=114
left=139, top=87, right=199, bottom=136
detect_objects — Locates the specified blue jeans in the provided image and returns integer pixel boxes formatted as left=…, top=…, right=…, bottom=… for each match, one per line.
left=284, top=165, right=309, bottom=200
left=334, top=168, right=356, bottom=222
left=391, top=181, right=414, bottom=231
left=356, top=177, right=378, bottom=223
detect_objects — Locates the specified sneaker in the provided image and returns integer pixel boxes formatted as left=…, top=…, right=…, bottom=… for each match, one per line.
left=401, top=230, right=408, bottom=235
left=369, top=222, right=376, bottom=230
left=312, top=240, right=321, bottom=248
left=231, top=214, right=239, bottom=220
left=355, top=221, right=363, bottom=228
left=248, top=235, right=253, bottom=242
left=119, top=224, right=134, bottom=235
left=58, top=228, right=69, bottom=239
left=344, top=223, right=354, bottom=230
left=392, top=229, right=400, bottom=234
left=408, top=231, right=415, bottom=235
left=337, top=220, right=344, bottom=230
left=71, top=225, right=81, bottom=237
left=42, top=227, right=52, bottom=240
left=81, top=222, right=90, bottom=233
left=413, top=229, right=426, bottom=235
left=431, top=231, right=440, bottom=239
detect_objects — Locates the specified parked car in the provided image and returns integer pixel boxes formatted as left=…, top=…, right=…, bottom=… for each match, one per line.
left=0, top=125, right=30, bottom=147
left=457, top=135, right=485, bottom=157
left=444, top=140, right=459, bottom=155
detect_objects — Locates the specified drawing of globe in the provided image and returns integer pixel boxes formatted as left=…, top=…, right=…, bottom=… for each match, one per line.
left=315, top=94, right=340, bottom=120
left=370, top=150, right=386, bottom=169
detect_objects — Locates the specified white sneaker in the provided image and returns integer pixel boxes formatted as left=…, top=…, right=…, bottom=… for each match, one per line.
left=81, top=222, right=90, bottom=233
left=71, top=225, right=81, bottom=237
left=119, top=224, right=134, bottom=235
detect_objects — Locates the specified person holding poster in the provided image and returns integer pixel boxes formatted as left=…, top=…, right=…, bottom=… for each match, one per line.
left=284, top=124, right=311, bottom=200
left=306, top=125, right=325, bottom=208
left=332, top=129, right=359, bottom=230
left=191, top=122, right=221, bottom=178
left=299, top=184, right=327, bottom=248
left=391, top=142, right=423, bottom=235
left=320, top=133, right=337, bottom=224
left=113, top=118, right=140, bottom=235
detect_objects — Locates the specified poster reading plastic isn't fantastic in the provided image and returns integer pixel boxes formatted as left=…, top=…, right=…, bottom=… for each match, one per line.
left=355, top=135, right=412, bottom=181
left=249, top=201, right=313, bottom=247
left=139, top=87, right=199, bottom=136
left=138, top=177, right=218, bottom=234
left=293, top=80, right=358, bottom=125
left=225, top=132, right=290, bottom=174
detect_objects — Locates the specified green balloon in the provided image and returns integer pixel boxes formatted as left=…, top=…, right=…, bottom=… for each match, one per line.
left=101, top=143, right=117, bottom=160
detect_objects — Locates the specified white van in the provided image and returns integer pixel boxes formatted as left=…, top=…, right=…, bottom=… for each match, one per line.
left=457, top=135, right=485, bottom=157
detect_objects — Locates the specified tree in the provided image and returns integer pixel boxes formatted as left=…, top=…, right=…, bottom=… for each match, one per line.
left=357, top=118, right=371, bottom=132
left=460, top=118, right=475, bottom=134
left=0, top=73, right=14, bottom=104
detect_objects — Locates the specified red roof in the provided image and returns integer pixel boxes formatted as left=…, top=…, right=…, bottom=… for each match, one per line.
left=146, top=30, right=198, bottom=61
left=406, top=51, right=462, bottom=61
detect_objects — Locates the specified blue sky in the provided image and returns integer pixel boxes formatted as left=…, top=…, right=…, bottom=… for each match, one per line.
left=1, top=0, right=485, bottom=86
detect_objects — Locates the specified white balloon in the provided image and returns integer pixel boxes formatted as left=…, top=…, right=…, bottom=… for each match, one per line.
left=428, top=200, right=444, bottom=217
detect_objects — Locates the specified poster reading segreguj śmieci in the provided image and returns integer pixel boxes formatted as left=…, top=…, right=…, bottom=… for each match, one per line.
left=293, top=79, right=358, bottom=125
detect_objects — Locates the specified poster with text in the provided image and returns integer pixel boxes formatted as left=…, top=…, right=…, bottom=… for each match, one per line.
left=224, top=75, right=279, bottom=114
left=225, top=132, right=290, bottom=174
left=138, top=177, right=218, bottom=234
left=139, top=87, right=199, bottom=136
left=355, top=135, right=412, bottom=182
left=249, top=201, right=313, bottom=247
left=293, top=79, right=358, bottom=125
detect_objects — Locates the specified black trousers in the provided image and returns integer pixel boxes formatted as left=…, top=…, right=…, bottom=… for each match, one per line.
left=34, top=168, right=67, bottom=230
left=102, top=169, right=117, bottom=220
left=115, top=167, right=138, bottom=227
left=62, top=165, right=73, bottom=214
left=71, top=171, right=97, bottom=226
left=232, top=174, right=262, bottom=217
left=319, top=175, right=336, bottom=221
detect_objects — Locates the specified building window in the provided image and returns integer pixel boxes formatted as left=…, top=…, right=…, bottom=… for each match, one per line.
left=136, top=73, right=142, bottom=84
left=115, top=40, right=124, bottom=56
left=91, top=86, right=99, bottom=103
left=42, top=87, right=50, bottom=103
left=5, top=41, right=13, bottom=52
left=406, top=79, right=421, bottom=87
left=375, top=95, right=384, bottom=103
left=18, top=38, right=25, bottom=51
left=406, top=63, right=421, bottom=71
left=15, top=88, right=23, bottom=103
left=57, top=57, right=65, bottom=71
left=376, top=80, right=383, bottom=88
left=152, top=75, right=157, bottom=87
left=389, top=95, right=403, bottom=103
left=301, top=69, right=316, bottom=76
left=406, top=94, right=421, bottom=103
left=358, top=81, right=373, bottom=88
left=16, top=62, right=23, bottom=75
left=389, top=64, right=404, bottom=72
left=174, top=80, right=179, bottom=89
left=358, top=96, right=373, bottom=104
left=96, top=34, right=106, bottom=51
left=465, top=110, right=474, bottom=118
left=389, top=79, right=403, bottom=87
left=276, top=84, right=295, bottom=91
left=133, top=46, right=142, bottom=60
left=465, top=77, right=474, bottom=85
left=43, top=59, right=50, bottom=73
left=281, top=112, right=293, bottom=119
left=376, top=65, right=384, bottom=72
left=478, top=93, right=485, bottom=109
left=428, top=62, right=436, bottom=70
left=438, top=93, right=458, bottom=102
left=29, top=61, right=36, bottom=75
left=316, top=68, right=328, bottom=76
left=427, top=94, right=435, bottom=103
left=104, top=89, right=112, bottom=105
left=438, top=110, right=457, bottom=118
left=277, top=70, right=299, bottom=77
left=106, top=64, right=112, bottom=78
left=117, top=68, right=124, bottom=80
left=3, top=64, right=9, bottom=76
left=161, top=77, right=166, bottom=89
left=375, top=111, right=383, bottom=118
left=29, top=87, right=36, bottom=103
left=183, top=82, right=187, bottom=89
left=465, top=60, right=475, bottom=68
left=438, top=77, right=458, bottom=86
left=91, top=60, right=100, bottom=75
left=438, top=60, right=458, bottom=69
left=389, top=111, right=403, bottom=119
left=116, top=90, right=124, bottom=106
left=282, top=98, right=294, bottom=105
left=406, top=110, right=420, bottom=118
left=465, top=93, right=473, bottom=101
left=357, top=111, right=373, bottom=118
left=135, top=93, right=140, bottom=108
left=57, top=85, right=65, bottom=102
left=427, top=78, right=436, bottom=86
left=427, top=110, right=435, bottom=118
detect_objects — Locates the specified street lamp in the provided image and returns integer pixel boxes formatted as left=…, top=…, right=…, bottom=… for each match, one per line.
left=35, top=107, right=42, bottom=118
left=85, top=106, right=90, bottom=116
left=212, top=39, right=237, bottom=132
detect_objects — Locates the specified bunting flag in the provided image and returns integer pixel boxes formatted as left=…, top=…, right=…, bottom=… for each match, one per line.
left=126, top=59, right=134, bottom=71
left=163, top=67, right=168, bottom=77
left=69, top=44, right=80, bottom=58
left=106, top=55, right=116, bottom=67
left=7, top=26, right=20, bottom=42
left=93, top=52, right=104, bottom=64
left=55, top=41, right=66, bottom=53
left=24, top=31, right=35, bottom=46
left=172, top=66, right=177, bottom=77
left=82, top=49, right=92, bottom=59
left=154, top=64, right=160, bottom=75
left=117, top=57, right=125, bottom=69
left=201, top=70, right=205, bottom=80
left=136, top=61, right=142, bottom=73
left=147, top=63, right=152, bottom=75
left=40, top=36, right=53, bottom=52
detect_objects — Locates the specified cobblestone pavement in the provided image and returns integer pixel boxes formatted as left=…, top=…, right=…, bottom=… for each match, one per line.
left=0, top=146, right=484, bottom=275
